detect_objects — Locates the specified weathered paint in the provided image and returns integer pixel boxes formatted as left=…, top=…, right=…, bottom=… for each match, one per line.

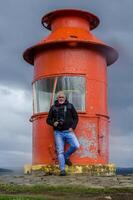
left=24, top=163, right=116, bottom=176
left=23, top=9, right=118, bottom=166
left=77, top=122, right=97, bottom=158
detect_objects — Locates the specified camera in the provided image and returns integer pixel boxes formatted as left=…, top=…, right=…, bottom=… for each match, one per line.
left=58, top=118, right=64, bottom=126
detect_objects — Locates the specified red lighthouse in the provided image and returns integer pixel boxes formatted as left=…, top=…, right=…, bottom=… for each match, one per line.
left=23, top=9, right=118, bottom=174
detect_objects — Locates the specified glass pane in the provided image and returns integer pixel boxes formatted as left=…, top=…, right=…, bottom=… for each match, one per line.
left=33, top=76, right=85, bottom=113
left=33, top=78, right=55, bottom=113
left=54, top=76, right=85, bottom=111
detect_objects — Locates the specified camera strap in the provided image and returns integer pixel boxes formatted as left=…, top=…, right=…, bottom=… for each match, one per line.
left=64, top=105, right=67, bottom=119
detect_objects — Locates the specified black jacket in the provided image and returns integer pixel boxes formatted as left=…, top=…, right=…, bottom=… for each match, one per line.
left=46, top=100, right=78, bottom=131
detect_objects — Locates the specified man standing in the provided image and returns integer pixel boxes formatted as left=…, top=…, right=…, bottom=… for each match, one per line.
left=46, top=91, right=80, bottom=176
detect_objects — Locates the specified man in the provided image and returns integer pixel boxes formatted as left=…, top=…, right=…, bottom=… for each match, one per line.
left=46, top=91, right=80, bottom=176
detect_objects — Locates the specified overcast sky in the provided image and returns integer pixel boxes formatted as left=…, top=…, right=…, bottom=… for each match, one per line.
left=0, top=0, right=133, bottom=168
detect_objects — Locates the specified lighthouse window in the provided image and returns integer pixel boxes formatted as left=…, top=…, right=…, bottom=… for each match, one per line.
left=33, top=78, right=54, bottom=113
left=33, top=76, right=85, bottom=113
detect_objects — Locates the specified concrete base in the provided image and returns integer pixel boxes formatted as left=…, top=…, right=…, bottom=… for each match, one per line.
left=24, top=164, right=116, bottom=176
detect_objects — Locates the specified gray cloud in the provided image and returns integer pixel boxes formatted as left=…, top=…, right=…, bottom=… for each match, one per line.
left=110, top=134, right=133, bottom=167
left=0, top=85, right=32, bottom=167
left=0, top=150, right=32, bottom=168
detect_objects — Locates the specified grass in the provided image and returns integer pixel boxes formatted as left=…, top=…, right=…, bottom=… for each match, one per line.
left=0, top=184, right=133, bottom=200
left=0, top=196, right=45, bottom=200
left=0, top=183, right=133, bottom=195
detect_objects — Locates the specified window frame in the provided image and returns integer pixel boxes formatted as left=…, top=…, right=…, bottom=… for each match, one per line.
left=32, top=74, right=86, bottom=114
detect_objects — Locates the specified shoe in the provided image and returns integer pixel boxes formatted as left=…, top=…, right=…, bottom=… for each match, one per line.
left=65, top=158, right=72, bottom=166
left=60, top=170, right=66, bottom=176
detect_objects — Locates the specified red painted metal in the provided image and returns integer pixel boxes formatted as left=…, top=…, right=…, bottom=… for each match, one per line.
left=23, top=9, right=118, bottom=165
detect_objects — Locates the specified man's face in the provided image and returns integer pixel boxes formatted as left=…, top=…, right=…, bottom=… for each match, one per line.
left=57, top=94, right=66, bottom=104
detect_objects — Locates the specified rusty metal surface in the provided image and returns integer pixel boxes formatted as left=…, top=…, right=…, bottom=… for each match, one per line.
left=23, top=9, right=118, bottom=66
left=23, top=9, right=118, bottom=166
left=41, top=9, right=100, bottom=30
left=32, top=115, right=109, bottom=165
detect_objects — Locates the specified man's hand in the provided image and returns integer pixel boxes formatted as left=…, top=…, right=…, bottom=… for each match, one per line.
left=69, top=128, right=74, bottom=132
left=54, top=121, right=59, bottom=127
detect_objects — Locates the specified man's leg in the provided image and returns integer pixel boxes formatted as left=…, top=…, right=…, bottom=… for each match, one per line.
left=64, top=131, right=80, bottom=161
left=54, top=130, right=65, bottom=172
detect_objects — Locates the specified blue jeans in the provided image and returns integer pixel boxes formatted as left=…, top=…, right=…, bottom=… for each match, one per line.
left=54, top=130, right=80, bottom=171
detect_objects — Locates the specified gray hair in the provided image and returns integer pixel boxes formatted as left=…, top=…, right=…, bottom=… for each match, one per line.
left=56, top=91, right=66, bottom=98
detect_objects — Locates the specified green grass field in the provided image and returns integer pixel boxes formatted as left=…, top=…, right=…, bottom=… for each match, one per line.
left=0, top=184, right=133, bottom=200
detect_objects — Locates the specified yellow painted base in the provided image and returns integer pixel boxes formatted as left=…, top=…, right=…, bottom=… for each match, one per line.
left=24, top=164, right=116, bottom=176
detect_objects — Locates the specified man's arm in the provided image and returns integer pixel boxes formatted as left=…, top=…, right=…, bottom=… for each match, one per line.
left=46, top=106, right=54, bottom=126
left=70, top=104, right=79, bottom=130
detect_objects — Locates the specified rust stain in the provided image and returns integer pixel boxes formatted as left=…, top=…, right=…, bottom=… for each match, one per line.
left=99, top=124, right=107, bottom=156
